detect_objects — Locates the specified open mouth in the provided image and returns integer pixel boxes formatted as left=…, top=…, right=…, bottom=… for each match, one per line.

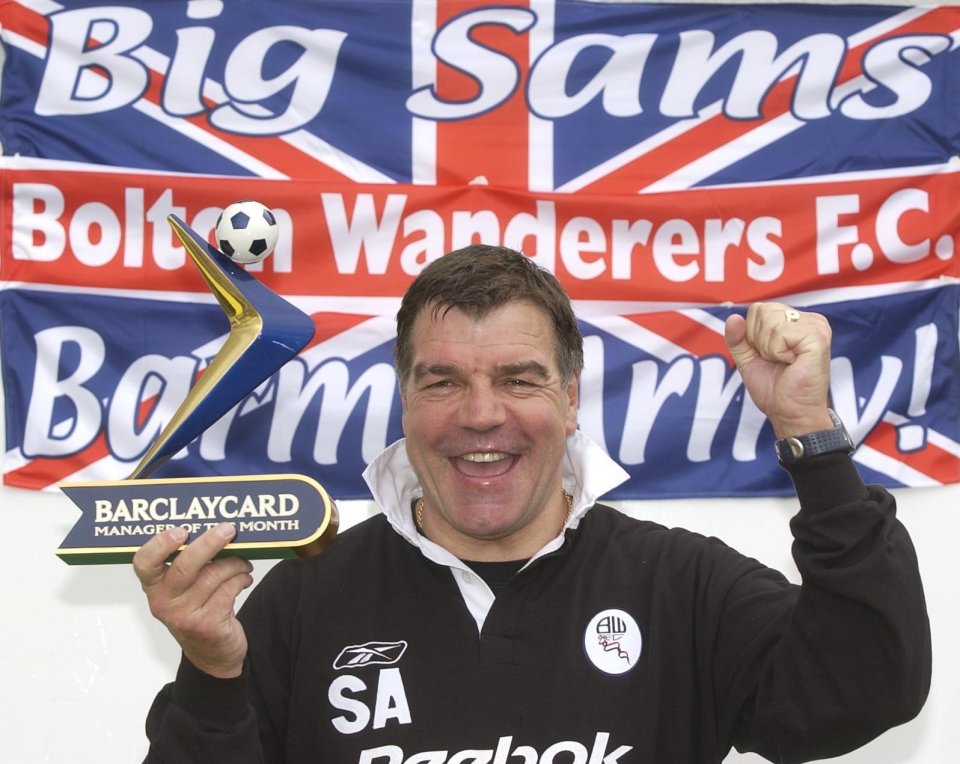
left=456, top=451, right=514, bottom=478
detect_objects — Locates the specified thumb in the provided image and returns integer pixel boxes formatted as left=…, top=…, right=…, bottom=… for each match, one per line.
left=723, top=313, right=754, bottom=370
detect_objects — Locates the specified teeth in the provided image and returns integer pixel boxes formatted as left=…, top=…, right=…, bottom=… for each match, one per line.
left=462, top=452, right=508, bottom=463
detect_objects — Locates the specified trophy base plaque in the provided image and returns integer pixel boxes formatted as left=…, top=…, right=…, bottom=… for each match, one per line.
left=57, top=474, right=338, bottom=564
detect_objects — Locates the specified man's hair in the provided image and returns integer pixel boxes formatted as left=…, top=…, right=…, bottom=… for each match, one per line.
left=394, top=244, right=583, bottom=387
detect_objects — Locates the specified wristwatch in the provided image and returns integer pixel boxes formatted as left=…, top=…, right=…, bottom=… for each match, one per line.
left=775, top=408, right=856, bottom=464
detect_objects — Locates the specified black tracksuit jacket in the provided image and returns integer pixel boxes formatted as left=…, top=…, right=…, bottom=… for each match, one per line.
left=144, top=454, right=931, bottom=763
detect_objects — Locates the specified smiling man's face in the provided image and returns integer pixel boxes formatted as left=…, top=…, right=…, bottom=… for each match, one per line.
left=400, top=300, right=579, bottom=561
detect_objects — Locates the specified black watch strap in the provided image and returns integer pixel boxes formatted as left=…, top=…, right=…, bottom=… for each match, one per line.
left=775, top=409, right=856, bottom=464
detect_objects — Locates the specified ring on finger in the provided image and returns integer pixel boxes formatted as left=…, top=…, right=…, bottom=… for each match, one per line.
left=784, top=308, right=801, bottom=323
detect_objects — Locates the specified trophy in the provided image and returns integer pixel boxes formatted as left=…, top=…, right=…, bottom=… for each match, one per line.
left=57, top=203, right=338, bottom=563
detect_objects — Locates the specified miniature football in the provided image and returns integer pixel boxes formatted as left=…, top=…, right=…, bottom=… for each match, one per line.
left=215, top=200, right=279, bottom=264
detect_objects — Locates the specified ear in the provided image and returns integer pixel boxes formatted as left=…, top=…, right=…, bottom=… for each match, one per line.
left=398, top=384, right=409, bottom=428
left=564, top=373, right=580, bottom=435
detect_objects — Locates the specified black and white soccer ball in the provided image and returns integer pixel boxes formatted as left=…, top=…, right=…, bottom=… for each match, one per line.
left=215, top=200, right=279, bottom=264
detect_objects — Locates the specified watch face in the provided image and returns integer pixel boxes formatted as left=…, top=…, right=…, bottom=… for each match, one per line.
left=780, top=437, right=805, bottom=460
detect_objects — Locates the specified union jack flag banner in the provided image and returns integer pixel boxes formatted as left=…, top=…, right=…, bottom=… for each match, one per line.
left=0, top=0, right=958, bottom=499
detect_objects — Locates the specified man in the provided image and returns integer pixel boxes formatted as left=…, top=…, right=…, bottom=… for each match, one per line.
left=136, top=244, right=930, bottom=763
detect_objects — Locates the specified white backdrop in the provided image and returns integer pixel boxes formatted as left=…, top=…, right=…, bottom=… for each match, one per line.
left=1, top=0, right=958, bottom=761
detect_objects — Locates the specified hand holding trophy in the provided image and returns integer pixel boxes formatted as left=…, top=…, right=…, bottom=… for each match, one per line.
left=57, top=202, right=338, bottom=564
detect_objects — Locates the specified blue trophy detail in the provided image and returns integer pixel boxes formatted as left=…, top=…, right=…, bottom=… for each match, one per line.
left=129, top=213, right=315, bottom=479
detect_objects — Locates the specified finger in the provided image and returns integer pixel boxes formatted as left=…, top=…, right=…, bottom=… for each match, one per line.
left=149, top=553, right=253, bottom=626
left=761, top=303, right=832, bottom=361
left=750, top=302, right=805, bottom=363
left=161, top=523, right=240, bottom=597
left=133, top=526, right=189, bottom=588
left=188, top=554, right=255, bottom=605
left=743, top=302, right=765, bottom=353
left=201, top=567, right=256, bottom=616
left=172, top=562, right=254, bottom=627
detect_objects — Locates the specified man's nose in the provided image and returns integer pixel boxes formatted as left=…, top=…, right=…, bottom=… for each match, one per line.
left=457, top=383, right=506, bottom=430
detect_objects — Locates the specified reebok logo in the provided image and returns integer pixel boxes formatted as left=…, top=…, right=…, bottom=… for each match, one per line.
left=359, top=732, right=633, bottom=763
left=334, top=640, right=408, bottom=669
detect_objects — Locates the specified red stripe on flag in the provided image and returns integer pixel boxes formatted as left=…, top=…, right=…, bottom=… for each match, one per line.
left=4, top=433, right=112, bottom=490
left=863, top=421, right=960, bottom=485
left=434, top=0, right=531, bottom=187
left=137, top=63, right=357, bottom=182
left=580, top=7, right=960, bottom=194
left=2, top=384, right=184, bottom=489
left=624, top=312, right=731, bottom=359
left=0, top=1, right=49, bottom=46
left=304, top=312, right=380, bottom=351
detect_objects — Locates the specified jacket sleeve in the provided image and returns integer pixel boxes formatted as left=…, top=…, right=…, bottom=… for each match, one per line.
left=142, top=559, right=301, bottom=764
left=142, top=657, right=264, bottom=764
left=720, top=453, right=932, bottom=763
